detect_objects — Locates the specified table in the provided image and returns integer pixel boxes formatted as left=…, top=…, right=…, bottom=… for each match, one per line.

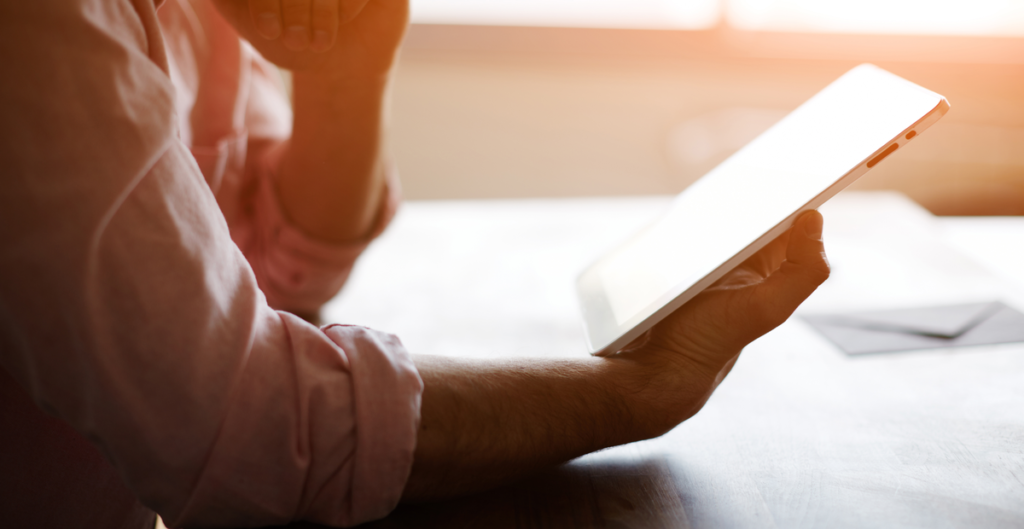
left=313, top=192, right=1024, bottom=528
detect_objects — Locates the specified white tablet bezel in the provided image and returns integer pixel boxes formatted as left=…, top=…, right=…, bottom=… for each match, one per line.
left=577, top=64, right=949, bottom=356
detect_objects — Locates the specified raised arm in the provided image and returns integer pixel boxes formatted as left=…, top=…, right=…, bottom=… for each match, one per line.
left=214, top=0, right=406, bottom=244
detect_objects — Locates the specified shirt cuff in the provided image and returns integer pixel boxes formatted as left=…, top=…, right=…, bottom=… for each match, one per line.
left=318, top=324, right=423, bottom=526
left=251, top=165, right=401, bottom=315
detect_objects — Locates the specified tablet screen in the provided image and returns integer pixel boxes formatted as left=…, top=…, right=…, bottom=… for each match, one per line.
left=579, top=65, right=947, bottom=353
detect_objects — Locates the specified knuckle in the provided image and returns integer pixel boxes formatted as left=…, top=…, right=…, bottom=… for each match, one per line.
left=818, top=259, right=831, bottom=281
left=783, top=258, right=830, bottom=285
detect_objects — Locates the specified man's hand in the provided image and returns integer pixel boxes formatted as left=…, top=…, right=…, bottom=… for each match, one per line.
left=617, top=210, right=831, bottom=437
left=213, top=0, right=408, bottom=74
left=404, top=211, right=830, bottom=501
left=246, top=0, right=361, bottom=52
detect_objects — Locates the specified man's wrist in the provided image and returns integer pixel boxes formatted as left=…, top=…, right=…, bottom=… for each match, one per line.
left=606, top=349, right=720, bottom=440
left=290, top=68, right=390, bottom=103
left=291, top=62, right=391, bottom=84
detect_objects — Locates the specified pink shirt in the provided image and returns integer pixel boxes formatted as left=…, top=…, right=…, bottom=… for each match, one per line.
left=0, top=0, right=422, bottom=527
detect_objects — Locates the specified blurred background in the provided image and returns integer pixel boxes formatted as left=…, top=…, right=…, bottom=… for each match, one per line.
left=386, top=0, right=1024, bottom=215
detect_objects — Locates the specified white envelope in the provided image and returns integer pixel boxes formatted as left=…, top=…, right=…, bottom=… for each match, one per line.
left=802, top=301, right=1024, bottom=355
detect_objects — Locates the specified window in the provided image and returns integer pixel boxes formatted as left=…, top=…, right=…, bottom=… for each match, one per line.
left=411, top=0, right=1024, bottom=36
left=727, top=0, right=1024, bottom=36
left=410, top=0, right=720, bottom=29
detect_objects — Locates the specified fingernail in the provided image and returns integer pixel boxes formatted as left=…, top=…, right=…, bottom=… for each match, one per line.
left=283, top=26, right=310, bottom=51
left=256, top=13, right=281, bottom=39
left=801, top=211, right=823, bottom=239
left=312, top=30, right=332, bottom=52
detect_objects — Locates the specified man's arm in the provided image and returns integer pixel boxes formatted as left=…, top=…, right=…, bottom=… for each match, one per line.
left=275, top=70, right=388, bottom=242
left=406, top=355, right=638, bottom=500
left=215, top=0, right=406, bottom=244
left=404, top=211, right=830, bottom=500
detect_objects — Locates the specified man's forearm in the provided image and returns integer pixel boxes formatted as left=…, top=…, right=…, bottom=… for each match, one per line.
left=402, top=355, right=661, bottom=501
left=274, top=70, right=389, bottom=243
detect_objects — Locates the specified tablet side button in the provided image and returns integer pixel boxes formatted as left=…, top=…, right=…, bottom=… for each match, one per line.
left=867, top=143, right=900, bottom=168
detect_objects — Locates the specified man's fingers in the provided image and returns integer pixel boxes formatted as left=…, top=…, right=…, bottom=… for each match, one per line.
left=785, top=210, right=830, bottom=281
left=250, top=0, right=282, bottom=39
left=310, top=0, right=339, bottom=52
left=281, top=0, right=313, bottom=51
left=754, top=210, right=830, bottom=325
left=248, top=0, right=340, bottom=51
left=741, top=227, right=790, bottom=278
left=707, top=226, right=789, bottom=291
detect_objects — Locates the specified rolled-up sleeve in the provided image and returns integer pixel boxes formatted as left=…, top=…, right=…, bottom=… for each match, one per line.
left=176, top=317, right=421, bottom=527
left=0, top=0, right=420, bottom=527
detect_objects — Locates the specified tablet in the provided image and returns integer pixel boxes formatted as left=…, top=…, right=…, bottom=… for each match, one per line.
left=577, top=64, right=949, bottom=356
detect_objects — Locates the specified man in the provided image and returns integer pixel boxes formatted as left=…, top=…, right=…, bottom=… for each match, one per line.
left=0, top=0, right=830, bottom=527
